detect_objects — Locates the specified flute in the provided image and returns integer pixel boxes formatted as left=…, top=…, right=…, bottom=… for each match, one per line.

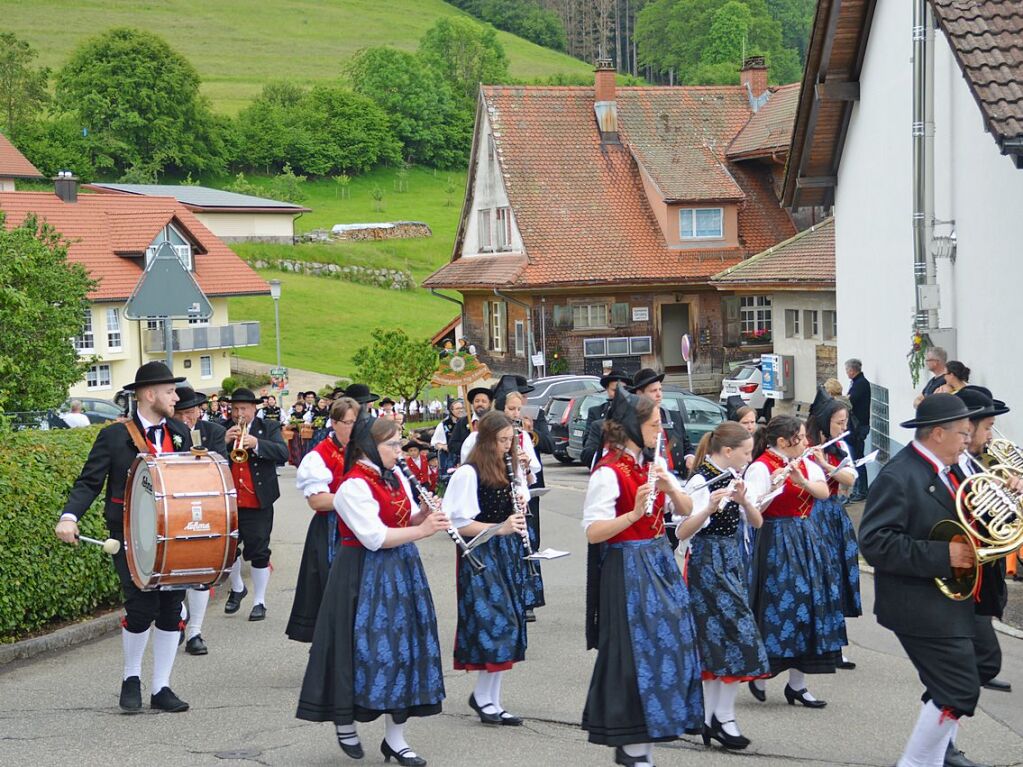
left=644, top=431, right=664, bottom=516
left=396, top=459, right=485, bottom=573
left=770, top=430, right=851, bottom=489
left=504, top=452, right=540, bottom=577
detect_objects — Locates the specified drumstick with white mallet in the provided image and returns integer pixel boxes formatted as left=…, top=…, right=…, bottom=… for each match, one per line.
left=75, top=534, right=121, bottom=555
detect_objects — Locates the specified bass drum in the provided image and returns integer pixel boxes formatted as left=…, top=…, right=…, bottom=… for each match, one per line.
left=124, top=450, right=238, bottom=591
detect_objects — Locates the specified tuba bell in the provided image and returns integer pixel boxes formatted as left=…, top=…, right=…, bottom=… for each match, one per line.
left=930, top=462, right=1023, bottom=600
left=230, top=419, right=250, bottom=464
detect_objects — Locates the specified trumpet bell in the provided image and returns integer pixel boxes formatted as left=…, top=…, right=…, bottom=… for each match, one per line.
left=230, top=421, right=250, bottom=463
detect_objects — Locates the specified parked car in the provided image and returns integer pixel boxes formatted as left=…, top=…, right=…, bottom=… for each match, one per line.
left=559, top=386, right=727, bottom=464
left=718, top=360, right=773, bottom=418
left=62, top=397, right=123, bottom=424
left=543, top=388, right=597, bottom=463
left=8, top=410, right=69, bottom=431
left=522, top=374, right=602, bottom=420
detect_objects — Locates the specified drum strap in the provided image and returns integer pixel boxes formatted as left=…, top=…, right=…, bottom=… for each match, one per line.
left=124, top=421, right=150, bottom=454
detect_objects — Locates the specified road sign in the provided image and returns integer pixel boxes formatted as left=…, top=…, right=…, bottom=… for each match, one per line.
left=680, top=333, right=692, bottom=362
left=123, top=241, right=213, bottom=321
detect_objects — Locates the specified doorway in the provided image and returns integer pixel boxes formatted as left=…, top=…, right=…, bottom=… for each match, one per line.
left=661, top=303, right=690, bottom=371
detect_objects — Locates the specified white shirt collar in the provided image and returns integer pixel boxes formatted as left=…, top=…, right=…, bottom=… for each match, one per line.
left=912, top=440, right=951, bottom=471
left=357, top=458, right=382, bottom=475
left=137, top=413, right=166, bottom=431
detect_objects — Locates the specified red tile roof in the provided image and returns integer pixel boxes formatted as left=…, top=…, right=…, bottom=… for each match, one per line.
left=727, top=84, right=801, bottom=160
left=425, top=85, right=796, bottom=290
left=711, top=217, right=834, bottom=288
left=931, top=0, right=1023, bottom=152
left=0, top=133, right=43, bottom=180
left=0, top=191, right=269, bottom=301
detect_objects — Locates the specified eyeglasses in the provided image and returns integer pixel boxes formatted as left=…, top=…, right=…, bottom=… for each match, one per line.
left=337, top=419, right=357, bottom=426
left=381, top=440, right=403, bottom=450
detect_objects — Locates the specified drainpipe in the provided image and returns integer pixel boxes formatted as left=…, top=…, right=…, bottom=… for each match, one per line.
left=493, top=288, right=534, bottom=379
left=912, top=0, right=938, bottom=331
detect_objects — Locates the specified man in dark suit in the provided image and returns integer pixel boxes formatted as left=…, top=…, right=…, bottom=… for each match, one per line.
left=446, top=386, right=493, bottom=463
left=173, top=385, right=228, bottom=656
left=580, top=369, right=630, bottom=469
left=845, top=358, right=872, bottom=501
left=55, top=361, right=193, bottom=714
left=859, top=394, right=985, bottom=767
left=222, top=387, right=289, bottom=622
left=628, top=367, right=695, bottom=475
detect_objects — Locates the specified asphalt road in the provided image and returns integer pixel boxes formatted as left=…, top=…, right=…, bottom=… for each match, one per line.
left=1, top=462, right=1021, bottom=767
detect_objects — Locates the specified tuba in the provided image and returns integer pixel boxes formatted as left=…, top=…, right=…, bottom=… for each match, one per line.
left=230, top=419, right=250, bottom=464
left=930, top=462, right=1023, bottom=600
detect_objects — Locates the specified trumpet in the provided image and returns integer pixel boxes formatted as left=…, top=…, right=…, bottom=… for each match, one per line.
left=230, top=419, right=250, bottom=463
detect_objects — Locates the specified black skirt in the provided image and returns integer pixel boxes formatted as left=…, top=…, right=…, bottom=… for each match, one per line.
left=286, top=512, right=335, bottom=643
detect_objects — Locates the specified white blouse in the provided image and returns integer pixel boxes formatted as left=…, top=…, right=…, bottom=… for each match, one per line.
left=442, top=464, right=530, bottom=530
left=335, top=460, right=417, bottom=552
left=680, top=460, right=746, bottom=535
left=581, top=450, right=683, bottom=530
left=743, top=451, right=825, bottom=510
left=465, top=430, right=541, bottom=477
left=295, top=449, right=334, bottom=498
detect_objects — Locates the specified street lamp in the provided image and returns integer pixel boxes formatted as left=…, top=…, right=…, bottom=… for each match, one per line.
left=269, top=279, right=282, bottom=368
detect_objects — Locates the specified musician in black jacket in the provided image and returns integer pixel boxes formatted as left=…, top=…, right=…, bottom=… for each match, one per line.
left=859, top=395, right=985, bottom=767
left=222, top=387, right=289, bottom=622
left=55, top=361, right=193, bottom=714
left=173, top=385, right=229, bottom=656
left=579, top=369, right=630, bottom=469
left=446, top=386, right=493, bottom=463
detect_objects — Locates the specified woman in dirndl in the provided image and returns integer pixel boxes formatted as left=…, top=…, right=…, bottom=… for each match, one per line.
left=286, top=400, right=309, bottom=467
left=581, top=389, right=703, bottom=767
left=442, top=410, right=534, bottom=727
left=679, top=421, right=769, bottom=750
left=287, top=396, right=359, bottom=642
left=744, top=415, right=847, bottom=708
left=805, top=389, right=862, bottom=669
left=296, top=415, right=448, bottom=766
left=726, top=401, right=760, bottom=577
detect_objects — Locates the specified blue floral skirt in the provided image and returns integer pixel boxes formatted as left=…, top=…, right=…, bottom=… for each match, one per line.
left=813, top=496, right=862, bottom=618
left=583, top=537, right=704, bottom=746
left=687, top=533, right=770, bottom=680
left=525, top=495, right=545, bottom=609
left=454, top=532, right=529, bottom=670
left=296, top=543, right=444, bottom=725
left=286, top=512, right=337, bottom=643
left=750, top=516, right=846, bottom=675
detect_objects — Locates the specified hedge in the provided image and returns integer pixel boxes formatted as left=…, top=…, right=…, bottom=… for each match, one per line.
left=0, top=425, right=120, bottom=643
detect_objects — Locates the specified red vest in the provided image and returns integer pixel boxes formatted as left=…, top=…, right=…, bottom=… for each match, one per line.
left=337, top=463, right=413, bottom=548
left=819, top=448, right=844, bottom=497
left=143, top=425, right=174, bottom=455
left=595, top=451, right=666, bottom=542
left=231, top=460, right=260, bottom=509
left=754, top=450, right=814, bottom=519
left=407, top=453, right=432, bottom=490
left=309, top=437, right=346, bottom=516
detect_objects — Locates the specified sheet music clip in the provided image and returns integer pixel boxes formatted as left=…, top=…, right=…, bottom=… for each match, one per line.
left=525, top=548, right=570, bottom=561
left=854, top=450, right=879, bottom=468
left=466, top=524, right=502, bottom=551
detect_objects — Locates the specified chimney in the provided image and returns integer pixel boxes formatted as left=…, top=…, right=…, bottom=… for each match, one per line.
left=594, top=58, right=619, bottom=143
left=54, top=170, right=79, bottom=203
left=740, top=55, right=769, bottom=110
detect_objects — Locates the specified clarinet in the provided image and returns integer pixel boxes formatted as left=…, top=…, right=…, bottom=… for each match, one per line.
left=397, top=459, right=485, bottom=573
left=504, top=452, right=540, bottom=577
left=644, top=431, right=664, bottom=516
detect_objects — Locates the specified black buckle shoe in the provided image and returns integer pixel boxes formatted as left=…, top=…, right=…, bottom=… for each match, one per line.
left=748, top=680, right=766, bottom=702
left=784, top=684, right=827, bottom=708
left=380, top=739, right=426, bottom=766
left=248, top=603, right=267, bottom=621
left=945, top=741, right=989, bottom=767
left=982, top=677, right=1011, bottom=693
left=150, top=686, right=190, bottom=712
left=119, top=676, right=142, bottom=713
left=497, top=710, right=523, bottom=726
left=524, top=608, right=536, bottom=623
left=336, top=728, right=364, bottom=759
left=468, top=694, right=501, bottom=725
left=185, top=635, right=208, bottom=655
left=224, top=586, right=247, bottom=614
left=837, top=659, right=857, bottom=670
left=707, top=714, right=750, bottom=750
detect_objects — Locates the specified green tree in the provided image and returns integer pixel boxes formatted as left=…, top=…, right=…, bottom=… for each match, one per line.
left=352, top=328, right=438, bottom=404
left=13, top=114, right=96, bottom=179
left=347, top=46, right=472, bottom=168
left=0, top=213, right=96, bottom=415
left=418, top=17, right=510, bottom=107
left=297, top=86, right=402, bottom=175
left=54, top=27, right=227, bottom=177
left=0, top=32, right=49, bottom=139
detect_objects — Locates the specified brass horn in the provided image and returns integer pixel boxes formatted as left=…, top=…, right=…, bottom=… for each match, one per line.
left=930, top=464, right=1023, bottom=600
left=985, top=427, right=1023, bottom=472
left=230, top=419, right=250, bottom=463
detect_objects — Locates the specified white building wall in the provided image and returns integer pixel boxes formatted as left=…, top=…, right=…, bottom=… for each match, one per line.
left=834, top=2, right=1023, bottom=454
left=771, top=291, right=837, bottom=404
left=193, top=211, right=296, bottom=242
left=461, top=111, right=524, bottom=256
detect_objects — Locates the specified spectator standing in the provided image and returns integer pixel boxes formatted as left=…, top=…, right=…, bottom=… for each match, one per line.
left=914, top=347, right=948, bottom=406
left=845, top=359, right=871, bottom=502
left=61, top=400, right=92, bottom=428
left=937, top=361, right=970, bottom=395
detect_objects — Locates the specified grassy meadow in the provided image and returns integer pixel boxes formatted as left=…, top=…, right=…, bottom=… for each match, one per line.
left=1, top=0, right=592, bottom=113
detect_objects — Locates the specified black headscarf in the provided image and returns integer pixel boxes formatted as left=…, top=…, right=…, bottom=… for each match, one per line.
left=724, top=395, right=747, bottom=422
left=606, top=386, right=646, bottom=454
left=344, top=413, right=400, bottom=489
left=809, top=385, right=848, bottom=459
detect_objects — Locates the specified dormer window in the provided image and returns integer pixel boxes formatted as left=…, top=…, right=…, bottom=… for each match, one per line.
left=146, top=223, right=193, bottom=270
left=680, top=208, right=723, bottom=240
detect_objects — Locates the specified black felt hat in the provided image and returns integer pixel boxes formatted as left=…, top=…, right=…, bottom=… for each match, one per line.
left=627, top=368, right=665, bottom=393
left=600, top=369, right=631, bottom=389
left=226, top=387, right=261, bottom=404
left=467, top=386, right=494, bottom=404
left=492, top=375, right=526, bottom=410
left=899, top=393, right=985, bottom=428
left=341, top=383, right=379, bottom=404
left=122, top=361, right=185, bottom=391
left=379, top=397, right=395, bottom=407
left=724, top=395, right=747, bottom=422
left=512, top=375, right=535, bottom=394
left=956, top=385, right=1010, bottom=419
left=174, top=385, right=207, bottom=411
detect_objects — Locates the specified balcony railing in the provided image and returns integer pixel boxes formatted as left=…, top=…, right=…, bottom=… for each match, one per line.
left=143, top=322, right=260, bottom=353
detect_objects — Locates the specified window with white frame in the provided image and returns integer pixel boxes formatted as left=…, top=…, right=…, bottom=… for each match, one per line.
left=146, top=224, right=193, bottom=270
left=200, top=355, right=213, bottom=379
left=803, top=309, right=820, bottom=339
left=572, top=303, right=609, bottom=329
left=679, top=208, right=723, bottom=239
left=823, top=309, right=837, bottom=341
left=146, top=319, right=164, bottom=331
left=482, top=300, right=507, bottom=352
left=739, top=296, right=771, bottom=342
left=86, top=363, right=112, bottom=390
left=583, top=338, right=607, bottom=357
left=784, top=308, right=800, bottom=338
left=495, top=207, right=513, bottom=251
left=75, top=309, right=95, bottom=353
left=478, top=209, right=493, bottom=252
left=188, top=315, right=209, bottom=326
left=514, top=320, right=525, bottom=357
left=106, top=308, right=122, bottom=351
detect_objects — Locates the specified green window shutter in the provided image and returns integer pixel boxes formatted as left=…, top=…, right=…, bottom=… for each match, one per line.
left=553, top=305, right=572, bottom=329
left=482, top=300, right=491, bottom=350
left=723, top=297, right=740, bottom=346
left=611, top=302, right=629, bottom=327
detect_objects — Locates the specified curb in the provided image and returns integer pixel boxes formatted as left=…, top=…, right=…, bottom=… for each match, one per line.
left=0, top=610, right=122, bottom=667
left=858, top=562, right=1023, bottom=639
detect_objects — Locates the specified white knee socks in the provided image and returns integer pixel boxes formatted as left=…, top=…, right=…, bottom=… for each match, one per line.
left=622, top=743, right=652, bottom=766
left=150, top=628, right=180, bottom=692
left=251, top=565, right=270, bottom=607
left=122, top=627, right=150, bottom=680
left=716, top=682, right=741, bottom=736
left=898, top=701, right=957, bottom=767
left=229, top=558, right=244, bottom=592
left=488, top=670, right=505, bottom=712
left=186, top=589, right=209, bottom=640
left=702, top=680, right=721, bottom=726
left=789, top=669, right=818, bottom=700
left=385, top=714, right=413, bottom=754
left=474, top=671, right=494, bottom=709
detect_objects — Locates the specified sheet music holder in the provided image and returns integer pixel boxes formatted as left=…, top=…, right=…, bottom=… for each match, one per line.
left=466, top=524, right=502, bottom=551
left=528, top=487, right=552, bottom=498
left=854, top=450, right=879, bottom=468
left=525, top=548, right=570, bottom=561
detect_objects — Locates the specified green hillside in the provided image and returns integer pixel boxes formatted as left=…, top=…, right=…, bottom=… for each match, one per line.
left=0, top=0, right=593, bottom=114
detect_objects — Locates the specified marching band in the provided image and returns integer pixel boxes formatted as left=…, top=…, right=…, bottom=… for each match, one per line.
left=53, top=360, right=1021, bottom=767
